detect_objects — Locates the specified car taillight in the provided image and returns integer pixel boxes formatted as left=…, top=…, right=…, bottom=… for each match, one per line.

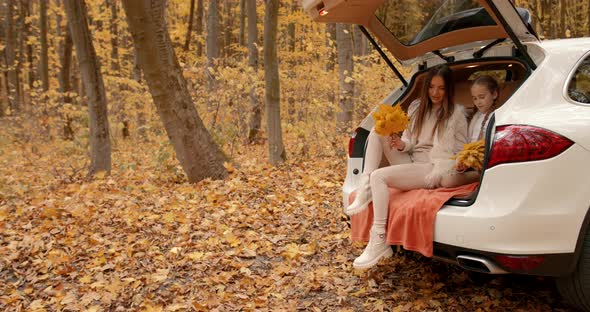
left=487, top=125, right=573, bottom=169
left=495, top=255, right=544, bottom=271
left=349, top=128, right=359, bottom=158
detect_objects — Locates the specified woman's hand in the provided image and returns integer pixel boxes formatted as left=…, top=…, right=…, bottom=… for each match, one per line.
left=389, top=134, right=405, bottom=151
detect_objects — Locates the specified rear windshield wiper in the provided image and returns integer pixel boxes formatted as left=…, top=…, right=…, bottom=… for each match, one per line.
left=432, top=50, right=455, bottom=63
left=358, top=25, right=408, bottom=88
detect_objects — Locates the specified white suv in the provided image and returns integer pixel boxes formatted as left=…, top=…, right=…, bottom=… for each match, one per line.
left=303, top=0, right=590, bottom=310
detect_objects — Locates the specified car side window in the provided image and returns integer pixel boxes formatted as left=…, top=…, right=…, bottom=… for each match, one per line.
left=568, top=55, right=590, bottom=104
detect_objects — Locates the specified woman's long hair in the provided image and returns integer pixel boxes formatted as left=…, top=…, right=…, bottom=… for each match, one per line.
left=473, top=75, right=500, bottom=140
left=412, top=64, right=454, bottom=139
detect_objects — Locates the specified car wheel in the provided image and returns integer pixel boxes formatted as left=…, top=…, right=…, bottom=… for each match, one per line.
left=556, top=227, right=590, bottom=311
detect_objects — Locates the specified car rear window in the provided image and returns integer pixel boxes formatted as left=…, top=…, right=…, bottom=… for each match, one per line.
left=375, top=0, right=496, bottom=46
left=567, top=55, right=590, bottom=104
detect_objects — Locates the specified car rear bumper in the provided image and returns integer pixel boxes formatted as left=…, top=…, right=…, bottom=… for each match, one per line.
left=433, top=242, right=577, bottom=276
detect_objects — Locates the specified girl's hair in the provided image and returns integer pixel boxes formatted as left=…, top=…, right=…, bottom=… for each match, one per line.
left=472, top=75, right=500, bottom=140
left=412, top=64, right=454, bottom=139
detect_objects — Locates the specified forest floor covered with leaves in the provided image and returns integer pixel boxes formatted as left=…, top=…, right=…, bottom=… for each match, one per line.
left=0, top=117, right=575, bottom=312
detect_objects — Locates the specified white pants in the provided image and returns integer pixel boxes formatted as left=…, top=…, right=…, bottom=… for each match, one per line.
left=364, top=131, right=433, bottom=228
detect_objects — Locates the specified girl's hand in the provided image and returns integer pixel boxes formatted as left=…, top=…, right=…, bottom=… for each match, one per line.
left=455, top=161, right=468, bottom=172
left=389, top=134, right=405, bottom=151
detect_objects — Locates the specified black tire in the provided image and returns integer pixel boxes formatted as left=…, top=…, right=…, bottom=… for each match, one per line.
left=556, top=228, right=590, bottom=311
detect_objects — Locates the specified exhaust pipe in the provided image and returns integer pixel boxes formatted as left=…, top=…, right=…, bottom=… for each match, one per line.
left=456, top=255, right=509, bottom=274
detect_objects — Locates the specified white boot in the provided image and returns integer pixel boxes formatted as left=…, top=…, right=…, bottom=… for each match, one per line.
left=345, top=174, right=372, bottom=216
left=353, top=227, right=392, bottom=269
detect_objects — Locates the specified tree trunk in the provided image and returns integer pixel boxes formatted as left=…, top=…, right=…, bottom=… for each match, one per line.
left=59, top=26, right=73, bottom=103
left=132, top=48, right=142, bottom=82
left=0, top=51, right=7, bottom=117
left=353, top=26, right=365, bottom=58
left=64, top=0, right=112, bottom=176
left=184, top=0, right=195, bottom=51
left=110, top=0, right=120, bottom=71
left=25, top=0, right=34, bottom=89
left=287, top=0, right=296, bottom=53
left=239, top=0, right=245, bottom=47
left=132, top=46, right=146, bottom=140
left=122, top=0, right=227, bottom=182
left=246, top=0, right=260, bottom=142
left=196, top=0, right=204, bottom=57
left=207, top=0, right=220, bottom=109
left=0, top=68, right=7, bottom=117
left=16, top=0, right=25, bottom=108
left=336, top=23, right=354, bottom=134
left=264, top=0, right=285, bottom=165
left=587, top=0, right=590, bottom=36
left=325, top=23, right=336, bottom=72
left=223, top=0, right=232, bottom=59
left=5, top=0, right=18, bottom=112
left=40, top=0, right=49, bottom=92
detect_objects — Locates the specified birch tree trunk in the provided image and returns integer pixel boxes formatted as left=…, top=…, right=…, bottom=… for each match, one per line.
left=122, top=0, right=228, bottom=182
left=64, top=0, right=112, bottom=176
left=246, top=0, right=260, bottom=142
left=40, top=0, right=49, bottom=92
left=336, top=23, right=354, bottom=134
left=264, top=0, right=285, bottom=165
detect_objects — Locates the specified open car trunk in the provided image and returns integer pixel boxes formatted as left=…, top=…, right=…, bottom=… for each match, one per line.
left=302, top=0, right=540, bottom=68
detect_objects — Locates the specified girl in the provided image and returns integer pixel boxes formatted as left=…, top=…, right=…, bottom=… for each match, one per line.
left=440, top=75, right=500, bottom=188
left=346, top=64, right=469, bottom=269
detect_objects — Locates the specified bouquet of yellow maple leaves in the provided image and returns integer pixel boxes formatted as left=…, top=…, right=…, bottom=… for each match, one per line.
left=453, top=140, right=485, bottom=171
left=371, top=104, right=410, bottom=136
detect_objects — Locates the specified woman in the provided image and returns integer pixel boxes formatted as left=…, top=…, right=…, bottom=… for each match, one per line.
left=346, top=64, right=468, bottom=269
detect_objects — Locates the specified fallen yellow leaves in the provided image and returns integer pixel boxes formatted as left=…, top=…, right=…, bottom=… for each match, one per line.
left=0, top=124, right=565, bottom=311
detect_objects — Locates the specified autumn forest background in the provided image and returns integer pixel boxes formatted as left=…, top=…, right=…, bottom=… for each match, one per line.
left=1, top=0, right=589, bottom=311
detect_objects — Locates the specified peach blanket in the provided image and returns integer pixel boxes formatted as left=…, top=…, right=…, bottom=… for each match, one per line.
left=350, top=183, right=479, bottom=257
